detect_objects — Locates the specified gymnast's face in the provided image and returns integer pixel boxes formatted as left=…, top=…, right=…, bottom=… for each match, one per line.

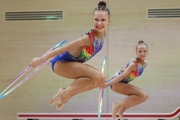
left=136, top=45, right=148, bottom=61
left=93, top=10, right=110, bottom=33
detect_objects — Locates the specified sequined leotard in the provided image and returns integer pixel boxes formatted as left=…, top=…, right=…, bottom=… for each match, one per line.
left=108, top=58, right=147, bottom=88
left=50, top=29, right=104, bottom=71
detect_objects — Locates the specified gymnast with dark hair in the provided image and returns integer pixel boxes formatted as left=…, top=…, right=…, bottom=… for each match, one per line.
left=30, top=1, right=111, bottom=110
left=104, top=40, right=149, bottom=120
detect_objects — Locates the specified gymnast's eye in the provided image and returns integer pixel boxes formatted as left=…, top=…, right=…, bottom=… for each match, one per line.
left=94, top=18, right=99, bottom=21
left=101, top=19, right=106, bottom=21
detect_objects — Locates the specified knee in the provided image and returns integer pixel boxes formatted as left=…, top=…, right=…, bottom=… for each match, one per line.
left=92, top=72, right=105, bottom=85
left=140, top=92, right=149, bottom=102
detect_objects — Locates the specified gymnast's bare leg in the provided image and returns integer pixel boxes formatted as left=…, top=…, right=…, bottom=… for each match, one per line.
left=111, top=83, right=148, bottom=120
left=50, top=61, right=105, bottom=110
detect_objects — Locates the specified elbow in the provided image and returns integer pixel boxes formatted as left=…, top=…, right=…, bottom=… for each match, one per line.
left=117, top=74, right=126, bottom=81
left=51, top=47, right=65, bottom=58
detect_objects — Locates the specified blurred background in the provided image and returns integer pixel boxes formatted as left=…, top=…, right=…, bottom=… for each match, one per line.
left=0, top=0, right=180, bottom=120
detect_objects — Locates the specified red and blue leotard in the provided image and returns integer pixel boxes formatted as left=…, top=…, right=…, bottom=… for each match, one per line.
left=108, top=58, right=147, bottom=87
left=50, top=29, right=105, bottom=71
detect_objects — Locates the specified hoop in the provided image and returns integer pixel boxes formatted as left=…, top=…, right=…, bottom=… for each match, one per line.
left=0, top=40, right=66, bottom=100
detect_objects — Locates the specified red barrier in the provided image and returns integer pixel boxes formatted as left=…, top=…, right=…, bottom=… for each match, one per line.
left=18, top=107, right=180, bottom=119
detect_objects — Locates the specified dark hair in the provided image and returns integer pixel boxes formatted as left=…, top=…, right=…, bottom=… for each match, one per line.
left=93, top=1, right=110, bottom=18
left=136, top=40, right=148, bottom=50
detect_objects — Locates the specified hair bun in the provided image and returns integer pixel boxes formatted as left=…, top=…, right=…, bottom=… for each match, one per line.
left=138, top=40, right=144, bottom=44
left=98, top=1, right=106, bottom=6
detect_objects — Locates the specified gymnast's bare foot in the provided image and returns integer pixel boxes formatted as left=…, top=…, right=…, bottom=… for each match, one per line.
left=112, top=102, right=117, bottom=120
left=56, top=93, right=72, bottom=111
left=118, top=108, right=124, bottom=120
left=49, top=87, right=65, bottom=106
left=56, top=100, right=67, bottom=110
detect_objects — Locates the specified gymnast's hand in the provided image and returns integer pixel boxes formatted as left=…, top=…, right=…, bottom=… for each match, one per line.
left=98, top=76, right=106, bottom=88
left=103, top=83, right=108, bottom=88
left=29, top=57, right=43, bottom=67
